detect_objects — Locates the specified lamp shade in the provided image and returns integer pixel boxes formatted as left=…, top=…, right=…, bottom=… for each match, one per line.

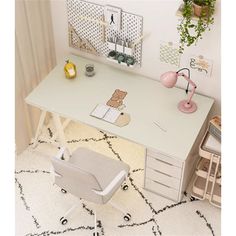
left=160, top=71, right=178, bottom=88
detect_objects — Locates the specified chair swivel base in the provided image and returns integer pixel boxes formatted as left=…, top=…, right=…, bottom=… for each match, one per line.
left=121, top=182, right=129, bottom=191
left=61, top=188, right=67, bottom=194
left=60, top=217, right=68, bottom=225
left=124, top=213, right=131, bottom=221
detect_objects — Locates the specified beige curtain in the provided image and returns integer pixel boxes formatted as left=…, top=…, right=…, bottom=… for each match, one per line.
left=15, top=0, right=56, bottom=154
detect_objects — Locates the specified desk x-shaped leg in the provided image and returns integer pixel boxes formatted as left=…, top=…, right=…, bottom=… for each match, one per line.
left=52, top=113, right=71, bottom=156
left=32, top=110, right=47, bottom=148
left=32, top=110, right=71, bottom=157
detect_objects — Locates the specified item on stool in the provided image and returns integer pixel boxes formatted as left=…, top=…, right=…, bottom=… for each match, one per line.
left=209, top=116, right=221, bottom=142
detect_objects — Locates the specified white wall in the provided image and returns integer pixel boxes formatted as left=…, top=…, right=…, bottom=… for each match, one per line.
left=50, top=0, right=221, bottom=115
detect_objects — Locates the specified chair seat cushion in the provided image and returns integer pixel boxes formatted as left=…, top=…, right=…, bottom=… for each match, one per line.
left=69, top=147, right=130, bottom=190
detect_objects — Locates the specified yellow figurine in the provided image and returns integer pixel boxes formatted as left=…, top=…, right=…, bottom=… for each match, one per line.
left=64, top=60, right=77, bottom=79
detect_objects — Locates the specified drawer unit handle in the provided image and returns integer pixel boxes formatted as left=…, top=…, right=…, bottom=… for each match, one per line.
left=147, top=149, right=183, bottom=168
left=151, top=179, right=171, bottom=188
left=152, top=168, right=173, bottom=178
left=147, top=155, right=183, bottom=179
left=153, top=157, right=174, bottom=166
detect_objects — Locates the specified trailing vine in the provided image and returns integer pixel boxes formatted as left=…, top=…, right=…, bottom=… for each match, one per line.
left=177, top=0, right=216, bottom=53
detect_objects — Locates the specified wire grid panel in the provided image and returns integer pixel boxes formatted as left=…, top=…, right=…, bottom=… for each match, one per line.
left=67, top=0, right=143, bottom=66
left=67, top=0, right=106, bottom=54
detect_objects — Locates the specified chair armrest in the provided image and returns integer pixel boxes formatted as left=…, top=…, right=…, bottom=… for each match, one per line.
left=92, top=170, right=127, bottom=196
left=50, top=165, right=62, bottom=184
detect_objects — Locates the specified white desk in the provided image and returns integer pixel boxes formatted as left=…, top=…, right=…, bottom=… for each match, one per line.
left=25, top=54, right=214, bottom=202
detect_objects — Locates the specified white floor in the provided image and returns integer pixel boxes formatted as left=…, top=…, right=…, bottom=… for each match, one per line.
left=15, top=121, right=221, bottom=236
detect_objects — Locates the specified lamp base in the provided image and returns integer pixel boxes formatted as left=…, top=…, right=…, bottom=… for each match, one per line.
left=178, top=100, right=197, bottom=113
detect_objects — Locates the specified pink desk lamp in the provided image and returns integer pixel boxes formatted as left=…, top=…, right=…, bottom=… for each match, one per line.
left=160, top=68, right=197, bottom=113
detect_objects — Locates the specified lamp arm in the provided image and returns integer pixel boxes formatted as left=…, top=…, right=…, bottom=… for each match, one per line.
left=178, top=72, right=197, bottom=104
left=177, top=67, right=190, bottom=94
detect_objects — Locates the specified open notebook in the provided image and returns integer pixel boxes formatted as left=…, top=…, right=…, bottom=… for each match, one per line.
left=90, top=104, right=121, bottom=124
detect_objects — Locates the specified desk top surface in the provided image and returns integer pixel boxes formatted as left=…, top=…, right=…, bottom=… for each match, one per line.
left=26, top=54, right=214, bottom=161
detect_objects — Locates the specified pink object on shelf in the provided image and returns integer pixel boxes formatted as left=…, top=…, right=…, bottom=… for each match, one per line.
left=160, top=68, right=197, bottom=113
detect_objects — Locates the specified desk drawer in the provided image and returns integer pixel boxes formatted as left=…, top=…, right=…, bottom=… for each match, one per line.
left=145, top=178, right=179, bottom=201
left=146, top=155, right=182, bottom=179
left=147, top=148, right=182, bottom=167
left=146, top=167, right=180, bottom=190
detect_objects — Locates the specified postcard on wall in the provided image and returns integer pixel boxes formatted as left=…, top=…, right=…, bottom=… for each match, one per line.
left=187, top=55, right=213, bottom=77
left=104, top=5, right=122, bottom=31
left=159, top=41, right=181, bottom=67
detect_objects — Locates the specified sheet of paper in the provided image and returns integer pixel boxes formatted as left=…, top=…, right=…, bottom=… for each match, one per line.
left=90, top=104, right=121, bottom=123
left=90, top=104, right=110, bottom=119
left=103, top=107, right=121, bottom=123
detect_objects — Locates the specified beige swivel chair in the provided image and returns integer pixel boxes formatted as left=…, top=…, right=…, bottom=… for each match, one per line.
left=51, top=147, right=131, bottom=235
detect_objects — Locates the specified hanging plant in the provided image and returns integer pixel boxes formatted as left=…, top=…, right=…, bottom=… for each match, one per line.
left=177, top=0, right=216, bottom=53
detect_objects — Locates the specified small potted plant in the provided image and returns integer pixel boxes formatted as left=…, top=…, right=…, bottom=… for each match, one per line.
left=193, top=0, right=209, bottom=17
left=177, top=0, right=216, bottom=53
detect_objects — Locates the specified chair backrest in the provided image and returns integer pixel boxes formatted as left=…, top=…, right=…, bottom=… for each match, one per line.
left=51, top=157, right=104, bottom=204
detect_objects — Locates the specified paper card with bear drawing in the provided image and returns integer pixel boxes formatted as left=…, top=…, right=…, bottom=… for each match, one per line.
left=106, top=89, right=127, bottom=108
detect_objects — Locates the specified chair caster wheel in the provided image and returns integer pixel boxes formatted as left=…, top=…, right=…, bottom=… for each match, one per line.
left=93, top=232, right=99, bottom=236
left=122, top=183, right=129, bottom=191
left=61, top=189, right=67, bottom=194
left=123, top=213, right=131, bottom=221
left=60, top=217, right=68, bottom=225
left=61, top=154, right=65, bottom=160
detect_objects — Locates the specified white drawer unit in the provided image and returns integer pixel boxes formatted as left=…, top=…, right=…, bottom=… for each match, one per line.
left=144, top=149, right=183, bottom=201
left=144, top=119, right=208, bottom=202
